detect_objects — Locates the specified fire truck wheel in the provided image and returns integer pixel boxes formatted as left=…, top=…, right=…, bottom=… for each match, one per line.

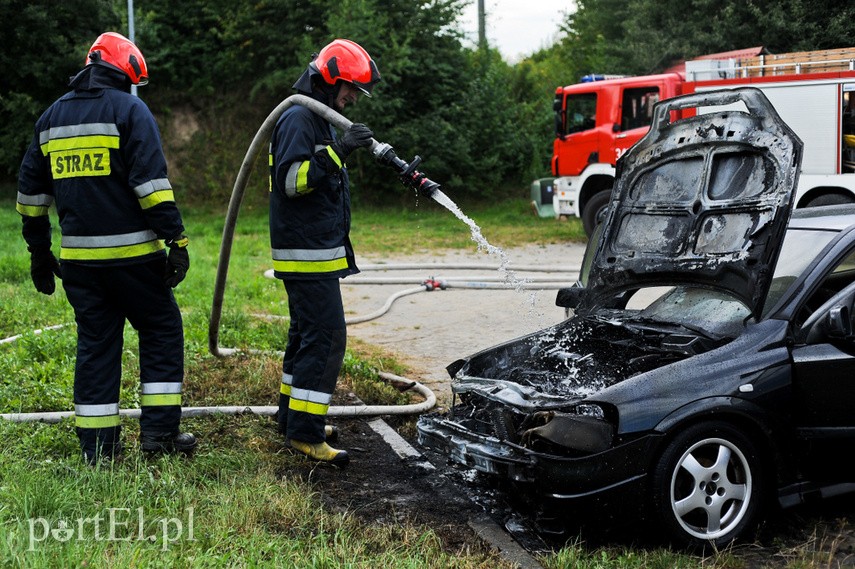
left=582, top=190, right=611, bottom=237
left=804, top=193, right=854, bottom=208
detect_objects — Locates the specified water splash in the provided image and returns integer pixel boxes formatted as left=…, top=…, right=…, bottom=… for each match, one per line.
left=430, top=190, right=530, bottom=292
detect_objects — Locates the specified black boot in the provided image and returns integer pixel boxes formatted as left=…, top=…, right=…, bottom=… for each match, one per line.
left=141, top=431, right=197, bottom=455
left=83, top=441, right=123, bottom=466
left=275, top=408, right=339, bottom=443
left=79, top=426, right=122, bottom=466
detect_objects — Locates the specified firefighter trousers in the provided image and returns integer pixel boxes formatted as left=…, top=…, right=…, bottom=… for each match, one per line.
left=278, top=278, right=346, bottom=444
left=61, top=259, right=184, bottom=460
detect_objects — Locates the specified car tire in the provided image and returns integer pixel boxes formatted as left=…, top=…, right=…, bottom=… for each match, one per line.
left=581, top=190, right=611, bottom=237
left=651, top=421, right=764, bottom=550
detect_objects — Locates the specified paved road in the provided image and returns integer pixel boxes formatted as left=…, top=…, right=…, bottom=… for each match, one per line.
left=341, top=242, right=587, bottom=408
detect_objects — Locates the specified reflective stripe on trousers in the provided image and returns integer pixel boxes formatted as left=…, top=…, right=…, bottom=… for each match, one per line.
left=271, top=246, right=348, bottom=274
left=74, top=403, right=120, bottom=428
left=141, top=382, right=183, bottom=407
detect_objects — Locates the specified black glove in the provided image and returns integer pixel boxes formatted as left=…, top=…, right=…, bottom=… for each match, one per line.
left=164, top=236, right=189, bottom=288
left=330, top=123, right=374, bottom=162
left=28, top=245, right=61, bottom=295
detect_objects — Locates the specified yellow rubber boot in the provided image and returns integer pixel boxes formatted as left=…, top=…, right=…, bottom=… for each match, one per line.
left=290, top=439, right=350, bottom=468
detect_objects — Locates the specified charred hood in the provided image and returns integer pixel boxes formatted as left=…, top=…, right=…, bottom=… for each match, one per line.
left=580, top=88, right=803, bottom=318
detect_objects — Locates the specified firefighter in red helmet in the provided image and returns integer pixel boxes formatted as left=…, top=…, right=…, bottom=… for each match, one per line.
left=270, top=39, right=381, bottom=467
left=16, top=32, right=196, bottom=464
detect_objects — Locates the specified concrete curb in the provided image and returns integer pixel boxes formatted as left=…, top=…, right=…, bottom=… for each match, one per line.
left=368, top=416, right=545, bottom=569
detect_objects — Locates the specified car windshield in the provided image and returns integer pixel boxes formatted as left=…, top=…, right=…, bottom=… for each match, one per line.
left=628, top=287, right=750, bottom=338
left=762, top=228, right=838, bottom=316
left=612, top=227, right=839, bottom=336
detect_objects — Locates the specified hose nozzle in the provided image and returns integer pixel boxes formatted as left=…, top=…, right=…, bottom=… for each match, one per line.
left=371, top=142, right=441, bottom=197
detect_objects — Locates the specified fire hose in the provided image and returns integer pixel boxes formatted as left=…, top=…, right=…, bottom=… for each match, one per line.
left=259, top=263, right=579, bottom=324
left=0, top=371, right=434, bottom=424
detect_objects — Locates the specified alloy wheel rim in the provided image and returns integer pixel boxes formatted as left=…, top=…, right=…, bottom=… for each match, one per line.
left=669, top=436, right=752, bottom=540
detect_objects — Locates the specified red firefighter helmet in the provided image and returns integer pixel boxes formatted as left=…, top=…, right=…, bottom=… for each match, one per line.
left=86, top=32, right=149, bottom=85
left=312, top=39, right=380, bottom=96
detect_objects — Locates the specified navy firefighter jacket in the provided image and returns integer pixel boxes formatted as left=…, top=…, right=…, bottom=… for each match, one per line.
left=269, top=93, right=358, bottom=281
left=16, top=65, right=184, bottom=266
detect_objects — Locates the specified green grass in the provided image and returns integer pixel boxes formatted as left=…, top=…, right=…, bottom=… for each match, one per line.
left=0, top=197, right=825, bottom=567
left=0, top=197, right=518, bottom=567
left=0, top=417, right=497, bottom=568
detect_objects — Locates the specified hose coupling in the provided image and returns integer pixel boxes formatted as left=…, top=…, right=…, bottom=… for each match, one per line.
left=422, top=278, right=446, bottom=291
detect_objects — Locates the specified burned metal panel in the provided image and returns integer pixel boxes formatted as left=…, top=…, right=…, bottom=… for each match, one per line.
left=581, top=88, right=803, bottom=318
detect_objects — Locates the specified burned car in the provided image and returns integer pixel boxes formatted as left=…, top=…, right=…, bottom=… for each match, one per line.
left=418, top=88, right=855, bottom=548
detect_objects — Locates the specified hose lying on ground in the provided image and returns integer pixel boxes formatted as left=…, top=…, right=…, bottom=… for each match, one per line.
left=0, top=371, right=434, bottom=423
left=260, top=263, right=579, bottom=324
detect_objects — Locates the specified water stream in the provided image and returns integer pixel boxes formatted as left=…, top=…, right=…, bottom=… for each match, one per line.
left=430, top=189, right=531, bottom=293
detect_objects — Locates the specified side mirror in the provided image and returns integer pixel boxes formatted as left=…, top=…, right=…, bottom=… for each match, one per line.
left=556, top=286, right=585, bottom=309
left=827, top=305, right=852, bottom=338
left=612, top=123, right=620, bottom=133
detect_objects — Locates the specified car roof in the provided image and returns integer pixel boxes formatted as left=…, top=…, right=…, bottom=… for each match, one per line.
left=789, top=204, right=855, bottom=232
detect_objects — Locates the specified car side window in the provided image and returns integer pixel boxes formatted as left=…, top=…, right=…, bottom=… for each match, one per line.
left=797, top=248, right=855, bottom=335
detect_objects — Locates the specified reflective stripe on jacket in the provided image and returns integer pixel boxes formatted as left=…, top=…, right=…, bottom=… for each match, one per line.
left=17, top=66, right=183, bottom=265
left=268, top=99, right=358, bottom=280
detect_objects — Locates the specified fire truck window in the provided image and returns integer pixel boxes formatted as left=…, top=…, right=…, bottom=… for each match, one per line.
left=843, top=87, right=855, bottom=172
left=621, top=87, right=660, bottom=132
left=565, top=93, right=597, bottom=134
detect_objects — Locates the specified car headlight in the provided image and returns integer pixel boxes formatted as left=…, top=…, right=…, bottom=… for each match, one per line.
left=518, top=404, right=615, bottom=454
left=573, top=403, right=607, bottom=420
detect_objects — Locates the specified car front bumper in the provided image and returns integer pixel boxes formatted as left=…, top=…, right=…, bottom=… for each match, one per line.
left=417, top=414, right=661, bottom=501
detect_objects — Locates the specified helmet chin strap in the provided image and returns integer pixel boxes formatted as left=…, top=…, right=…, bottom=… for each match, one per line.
left=315, top=80, right=343, bottom=110
left=326, top=81, right=343, bottom=110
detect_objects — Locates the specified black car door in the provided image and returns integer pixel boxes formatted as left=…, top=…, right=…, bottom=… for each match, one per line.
left=791, top=275, right=855, bottom=481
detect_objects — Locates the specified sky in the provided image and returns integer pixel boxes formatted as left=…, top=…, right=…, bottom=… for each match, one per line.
left=458, top=0, right=576, bottom=62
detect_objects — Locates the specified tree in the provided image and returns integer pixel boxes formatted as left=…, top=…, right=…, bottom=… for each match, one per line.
left=0, top=0, right=120, bottom=181
left=135, top=0, right=329, bottom=101
left=321, top=0, right=543, bottom=199
left=561, top=0, right=855, bottom=76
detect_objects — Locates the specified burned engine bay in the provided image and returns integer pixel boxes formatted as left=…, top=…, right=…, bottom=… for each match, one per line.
left=452, top=310, right=731, bottom=399
left=441, top=309, right=736, bottom=456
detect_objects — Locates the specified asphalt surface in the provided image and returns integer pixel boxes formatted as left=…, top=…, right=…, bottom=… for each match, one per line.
left=341, top=242, right=586, bottom=408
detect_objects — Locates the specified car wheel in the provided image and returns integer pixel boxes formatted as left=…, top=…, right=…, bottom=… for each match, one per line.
left=651, top=421, right=764, bottom=549
left=581, top=190, right=611, bottom=237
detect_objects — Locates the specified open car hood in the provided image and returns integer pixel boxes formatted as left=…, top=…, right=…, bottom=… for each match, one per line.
left=580, top=88, right=803, bottom=318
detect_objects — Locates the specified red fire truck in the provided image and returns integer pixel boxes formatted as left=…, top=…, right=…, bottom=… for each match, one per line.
left=552, top=47, right=855, bottom=235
